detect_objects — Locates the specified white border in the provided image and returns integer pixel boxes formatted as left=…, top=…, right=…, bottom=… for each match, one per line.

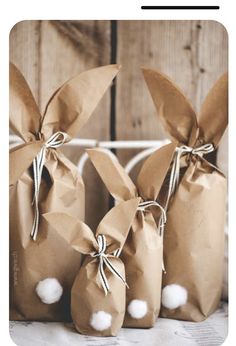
left=1, top=1, right=234, bottom=345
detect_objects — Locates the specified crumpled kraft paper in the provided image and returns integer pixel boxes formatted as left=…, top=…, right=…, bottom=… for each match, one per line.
left=9, top=63, right=120, bottom=321
left=143, top=68, right=228, bottom=322
left=88, top=143, right=176, bottom=327
left=44, top=198, right=140, bottom=336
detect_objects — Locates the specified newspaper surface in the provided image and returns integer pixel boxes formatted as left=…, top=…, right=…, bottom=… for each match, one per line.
left=9, top=302, right=228, bottom=346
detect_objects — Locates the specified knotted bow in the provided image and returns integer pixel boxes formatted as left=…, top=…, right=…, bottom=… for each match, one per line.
left=31, top=131, right=68, bottom=241
left=138, top=200, right=167, bottom=235
left=92, top=234, right=128, bottom=295
left=165, top=143, right=214, bottom=208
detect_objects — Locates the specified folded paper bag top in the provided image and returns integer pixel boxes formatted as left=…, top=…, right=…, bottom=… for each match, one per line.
left=43, top=197, right=140, bottom=337
left=142, top=68, right=228, bottom=321
left=142, top=68, right=228, bottom=148
left=87, top=142, right=176, bottom=328
left=9, top=63, right=120, bottom=321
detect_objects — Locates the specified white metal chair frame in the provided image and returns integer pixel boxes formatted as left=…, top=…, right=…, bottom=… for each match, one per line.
left=9, top=134, right=170, bottom=175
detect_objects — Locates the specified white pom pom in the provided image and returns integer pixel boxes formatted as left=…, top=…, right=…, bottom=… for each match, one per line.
left=127, top=299, right=148, bottom=319
left=36, top=278, right=63, bottom=304
left=162, top=284, right=188, bottom=309
left=90, top=311, right=112, bottom=331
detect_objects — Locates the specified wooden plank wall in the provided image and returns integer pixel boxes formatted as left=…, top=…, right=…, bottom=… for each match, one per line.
left=10, top=20, right=228, bottom=227
left=115, top=20, right=228, bottom=166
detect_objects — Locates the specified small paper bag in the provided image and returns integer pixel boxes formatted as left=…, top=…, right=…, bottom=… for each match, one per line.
left=143, top=68, right=228, bottom=321
left=87, top=143, right=176, bottom=327
left=9, top=63, right=120, bottom=321
left=44, top=198, right=140, bottom=336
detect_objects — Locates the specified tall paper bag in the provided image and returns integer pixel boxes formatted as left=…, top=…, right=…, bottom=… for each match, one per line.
left=9, top=63, right=120, bottom=321
left=143, top=68, right=228, bottom=321
left=88, top=143, right=176, bottom=327
left=44, top=198, right=140, bottom=336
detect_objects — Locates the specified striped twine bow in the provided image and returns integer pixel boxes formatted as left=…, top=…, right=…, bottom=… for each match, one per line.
left=159, top=143, right=214, bottom=274
left=31, top=131, right=68, bottom=241
left=137, top=144, right=213, bottom=274
left=138, top=200, right=167, bottom=235
left=165, top=143, right=214, bottom=209
left=92, top=234, right=128, bottom=295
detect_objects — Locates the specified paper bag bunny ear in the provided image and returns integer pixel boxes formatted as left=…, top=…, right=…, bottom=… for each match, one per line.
left=87, top=148, right=137, bottom=202
left=142, top=68, right=198, bottom=144
left=41, top=65, right=121, bottom=140
left=198, top=73, right=228, bottom=147
left=43, top=213, right=97, bottom=254
left=96, top=198, right=140, bottom=253
left=137, top=142, right=177, bottom=201
left=10, top=63, right=42, bottom=142
left=9, top=141, right=43, bottom=186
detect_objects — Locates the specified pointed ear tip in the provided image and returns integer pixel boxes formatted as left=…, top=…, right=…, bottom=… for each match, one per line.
left=86, top=147, right=101, bottom=155
left=98, top=64, right=120, bottom=78
left=9, top=62, right=20, bottom=74
left=161, top=142, right=177, bottom=156
left=223, top=72, right=228, bottom=82
left=108, top=64, right=121, bottom=71
left=215, top=72, right=228, bottom=85
left=10, top=61, right=16, bottom=68
left=141, top=67, right=150, bottom=75
left=169, top=141, right=178, bottom=149
left=141, top=67, right=164, bottom=81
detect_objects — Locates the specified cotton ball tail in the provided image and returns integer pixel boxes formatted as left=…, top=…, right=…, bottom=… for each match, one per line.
left=162, top=284, right=188, bottom=309
left=36, top=278, right=63, bottom=304
left=127, top=299, right=148, bottom=319
left=90, top=311, right=112, bottom=331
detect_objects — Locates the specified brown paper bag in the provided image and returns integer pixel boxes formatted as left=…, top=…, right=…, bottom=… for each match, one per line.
left=87, top=143, right=176, bottom=328
left=44, top=198, right=140, bottom=336
left=142, top=68, right=228, bottom=321
left=9, top=63, right=120, bottom=321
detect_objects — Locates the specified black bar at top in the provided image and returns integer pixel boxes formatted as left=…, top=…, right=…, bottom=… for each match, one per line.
left=141, top=6, right=220, bottom=10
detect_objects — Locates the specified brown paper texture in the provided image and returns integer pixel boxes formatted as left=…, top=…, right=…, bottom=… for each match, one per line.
left=44, top=198, right=140, bottom=336
left=142, top=68, right=228, bottom=321
left=88, top=143, right=176, bottom=328
left=9, top=63, right=120, bottom=321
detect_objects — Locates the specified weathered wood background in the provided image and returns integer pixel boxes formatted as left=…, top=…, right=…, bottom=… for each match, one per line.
left=10, top=20, right=228, bottom=228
